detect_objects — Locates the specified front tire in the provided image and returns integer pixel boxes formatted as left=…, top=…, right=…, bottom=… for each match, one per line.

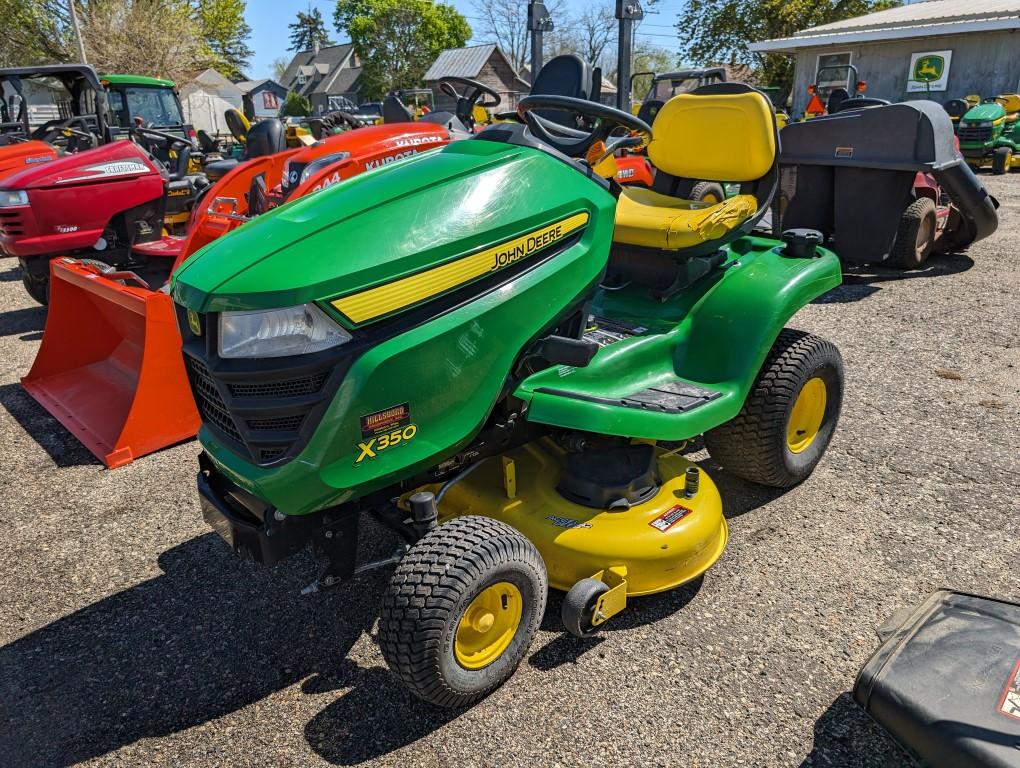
left=704, top=329, right=844, bottom=488
left=992, top=146, right=1013, bottom=175
left=18, top=257, right=50, bottom=306
left=690, top=181, right=725, bottom=204
left=378, top=515, right=547, bottom=708
left=888, top=197, right=936, bottom=269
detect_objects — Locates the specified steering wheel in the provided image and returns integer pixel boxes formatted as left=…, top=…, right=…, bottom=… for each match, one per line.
left=438, top=76, right=501, bottom=129
left=517, top=95, right=652, bottom=160
left=31, top=116, right=96, bottom=144
left=132, top=125, right=191, bottom=149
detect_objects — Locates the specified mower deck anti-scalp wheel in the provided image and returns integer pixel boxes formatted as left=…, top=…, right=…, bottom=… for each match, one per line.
left=378, top=515, right=548, bottom=708
left=888, top=197, right=937, bottom=269
left=704, top=328, right=843, bottom=488
left=992, top=146, right=1013, bottom=175
left=562, top=578, right=610, bottom=638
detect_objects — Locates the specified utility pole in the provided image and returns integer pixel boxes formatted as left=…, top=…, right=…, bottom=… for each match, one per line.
left=68, top=0, right=87, bottom=64
left=528, top=0, right=553, bottom=85
left=615, top=0, right=643, bottom=112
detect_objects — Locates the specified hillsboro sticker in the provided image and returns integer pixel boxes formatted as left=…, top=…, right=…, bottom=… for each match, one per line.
left=907, top=50, right=952, bottom=93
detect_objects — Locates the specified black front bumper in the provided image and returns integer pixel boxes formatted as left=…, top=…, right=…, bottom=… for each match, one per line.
left=198, top=452, right=358, bottom=568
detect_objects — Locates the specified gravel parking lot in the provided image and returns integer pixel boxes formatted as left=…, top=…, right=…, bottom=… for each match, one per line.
left=0, top=175, right=1017, bottom=768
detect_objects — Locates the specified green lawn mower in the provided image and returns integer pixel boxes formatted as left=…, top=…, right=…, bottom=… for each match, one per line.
left=172, top=83, right=845, bottom=707
left=958, top=93, right=1020, bottom=174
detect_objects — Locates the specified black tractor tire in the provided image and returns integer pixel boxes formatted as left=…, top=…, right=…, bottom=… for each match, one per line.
left=690, top=181, right=726, bottom=204
left=887, top=197, right=937, bottom=269
left=17, top=257, right=50, bottom=306
left=704, top=329, right=844, bottom=488
left=378, top=515, right=547, bottom=708
left=562, top=578, right=610, bottom=638
left=992, top=146, right=1013, bottom=175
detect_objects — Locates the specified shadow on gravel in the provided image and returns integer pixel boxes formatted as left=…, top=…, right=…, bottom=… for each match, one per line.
left=801, top=692, right=910, bottom=767
left=0, top=383, right=101, bottom=467
left=0, top=305, right=45, bottom=336
left=0, top=534, right=382, bottom=768
left=812, top=252, right=975, bottom=305
left=0, top=266, right=19, bottom=282
left=695, top=455, right=786, bottom=520
left=529, top=578, right=704, bottom=672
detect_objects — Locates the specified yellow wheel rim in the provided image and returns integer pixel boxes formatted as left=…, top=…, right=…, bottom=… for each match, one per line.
left=786, top=377, right=827, bottom=454
left=454, top=582, right=523, bottom=670
left=703, top=193, right=721, bottom=204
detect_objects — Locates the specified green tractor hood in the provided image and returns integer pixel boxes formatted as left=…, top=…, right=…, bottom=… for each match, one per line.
left=961, top=102, right=1006, bottom=124
left=173, top=140, right=605, bottom=319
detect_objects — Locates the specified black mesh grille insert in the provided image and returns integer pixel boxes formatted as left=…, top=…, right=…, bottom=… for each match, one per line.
left=259, top=447, right=286, bottom=463
left=246, top=415, right=304, bottom=432
left=228, top=372, right=328, bottom=399
left=188, top=357, right=243, bottom=443
left=959, top=126, right=992, bottom=143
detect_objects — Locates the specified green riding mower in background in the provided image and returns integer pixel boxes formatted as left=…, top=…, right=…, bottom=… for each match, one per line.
left=172, top=84, right=845, bottom=707
left=958, top=93, right=1020, bottom=174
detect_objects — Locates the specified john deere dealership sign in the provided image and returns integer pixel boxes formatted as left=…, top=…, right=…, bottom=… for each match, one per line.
left=907, top=50, right=952, bottom=92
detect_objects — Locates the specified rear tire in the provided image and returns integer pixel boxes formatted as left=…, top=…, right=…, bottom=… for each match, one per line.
left=888, top=197, right=936, bottom=269
left=378, top=515, right=547, bottom=708
left=704, top=329, right=843, bottom=488
left=992, top=146, right=1013, bottom=175
left=690, top=181, right=726, bottom=204
left=17, top=257, right=49, bottom=306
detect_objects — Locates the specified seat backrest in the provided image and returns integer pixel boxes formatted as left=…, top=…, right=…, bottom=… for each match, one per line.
left=647, top=84, right=776, bottom=183
left=943, top=98, right=970, bottom=119
left=996, top=93, right=1020, bottom=114
left=382, top=95, right=414, bottom=124
left=243, top=118, right=286, bottom=159
left=826, top=87, right=849, bottom=114
left=531, top=54, right=592, bottom=100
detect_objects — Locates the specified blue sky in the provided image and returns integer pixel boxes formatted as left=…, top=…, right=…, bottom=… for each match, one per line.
left=244, top=0, right=689, bottom=79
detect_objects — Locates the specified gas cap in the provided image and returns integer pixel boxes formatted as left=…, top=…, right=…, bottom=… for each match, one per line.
left=781, top=228, right=823, bottom=258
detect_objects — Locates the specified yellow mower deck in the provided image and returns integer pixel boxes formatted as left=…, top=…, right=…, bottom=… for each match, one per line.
left=431, top=440, right=728, bottom=599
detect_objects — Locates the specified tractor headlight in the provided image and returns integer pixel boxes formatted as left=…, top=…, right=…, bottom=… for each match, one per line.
left=299, top=152, right=350, bottom=185
left=0, top=190, right=28, bottom=207
left=219, top=304, right=351, bottom=358
left=976, top=121, right=993, bottom=128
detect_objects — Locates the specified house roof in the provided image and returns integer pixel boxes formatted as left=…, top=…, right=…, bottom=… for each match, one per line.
left=179, top=68, right=244, bottom=99
left=751, top=0, right=1020, bottom=52
left=236, top=78, right=286, bottom=94
left=424, top=44, right=497, bottom=80
left=280, top=43, right=354, bottom=92
left=425, top=44, right=531, bottom=91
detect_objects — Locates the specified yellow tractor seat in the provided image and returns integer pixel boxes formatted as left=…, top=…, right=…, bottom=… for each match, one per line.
left=615, top=186, right=758, bottom=250
left=996, top=93, right=1020, bottom=114
left=612, top=83, right=778, bottom=257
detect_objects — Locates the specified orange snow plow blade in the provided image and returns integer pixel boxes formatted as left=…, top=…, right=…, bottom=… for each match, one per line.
left=21, top=259, right=199, bottom=468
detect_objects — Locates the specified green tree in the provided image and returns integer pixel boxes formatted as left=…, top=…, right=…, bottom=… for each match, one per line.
left=677, top=0, right=900, bottom=93
left=272, top=56, right=290, bottom=80
left=334, top=0, right=471, bottom=97
left=0, top=0, right=73, bottom=66
left=195, top=0, right=254, bottom=80
left=283, top=90, right=311, bottom=116
left=289, top=7, right=335, bottom=51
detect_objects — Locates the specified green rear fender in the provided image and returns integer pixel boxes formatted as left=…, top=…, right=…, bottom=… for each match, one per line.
left=516, top=239, right=842, bottom=440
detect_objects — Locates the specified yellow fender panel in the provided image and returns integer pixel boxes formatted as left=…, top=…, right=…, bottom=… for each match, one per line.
left=433, top=441, right=728, bottom=595
left=613, top=186, right=758, bottom=250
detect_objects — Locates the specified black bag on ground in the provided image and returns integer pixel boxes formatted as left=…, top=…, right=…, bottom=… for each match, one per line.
left=854, top=590, right=1020, bottom=767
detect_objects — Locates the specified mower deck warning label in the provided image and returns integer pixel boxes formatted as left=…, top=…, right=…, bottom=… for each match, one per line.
left=649, top=504, right=693, bottom=532
left=999, top=657, right=1020, bottom=721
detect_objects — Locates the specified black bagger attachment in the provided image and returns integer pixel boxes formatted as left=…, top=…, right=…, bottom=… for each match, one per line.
left=777, top=100, right=998, bottom=264
left=854, top=590, right=1020, bottom=767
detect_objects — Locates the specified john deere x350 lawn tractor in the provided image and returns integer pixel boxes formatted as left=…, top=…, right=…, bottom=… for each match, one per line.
left=173, top=84, right=845, bottom=707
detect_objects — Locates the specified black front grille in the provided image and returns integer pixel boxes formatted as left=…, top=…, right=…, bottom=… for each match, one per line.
left=246, top=414, right=304, bottom=432
left=959, top=125, right=992, bottom=143
left=0, top=211, right=24, bottom=236
left=181, top=331, right=347, bottom=467
left=228, top=372, right=327, bottom=399
left=188, top=358, right=244, bottom=442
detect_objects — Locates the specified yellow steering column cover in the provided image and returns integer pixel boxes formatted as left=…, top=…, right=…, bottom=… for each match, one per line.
left=428, top=440, right=728, bottom=596
left=614, top=186, right=758, bottom=250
